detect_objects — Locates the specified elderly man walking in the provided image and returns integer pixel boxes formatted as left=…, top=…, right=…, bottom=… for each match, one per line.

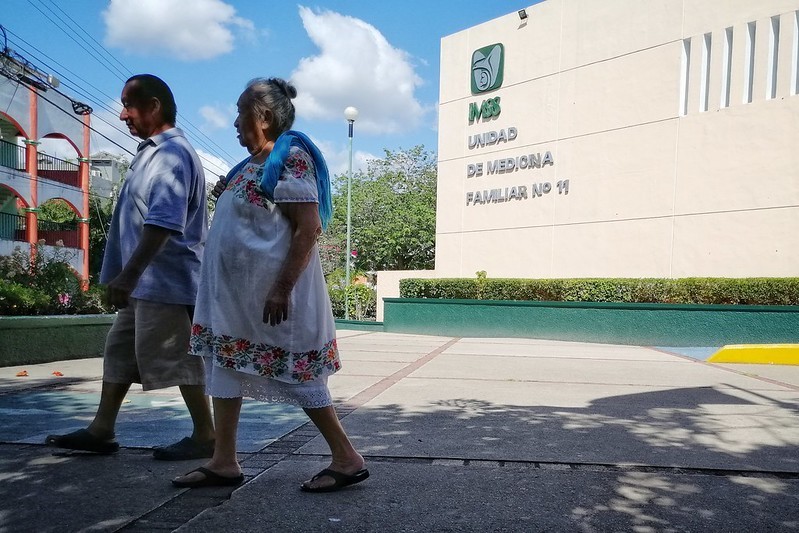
left=46, top=74, right=215, bottom=460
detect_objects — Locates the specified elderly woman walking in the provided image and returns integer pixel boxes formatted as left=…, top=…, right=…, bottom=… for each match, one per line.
left=172, top=78, right=367, bottom=492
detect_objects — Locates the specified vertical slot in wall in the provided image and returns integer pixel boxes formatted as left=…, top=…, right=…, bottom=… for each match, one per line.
left=721, top=27, right=733, bottom=107
left=744, top=22, right=756, bottom=103
left=700, top=33, right=712, bottom=111
left=680, top=38, right=691, bottom=115
left=793, top=11, right=799, bottom=95
left=767, top=16, right=780, bottom=99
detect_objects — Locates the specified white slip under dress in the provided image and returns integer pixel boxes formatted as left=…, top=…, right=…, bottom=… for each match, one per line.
left=189, top=146, right=340, bottom=408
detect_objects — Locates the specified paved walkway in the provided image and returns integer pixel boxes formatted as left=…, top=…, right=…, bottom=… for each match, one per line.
left=1, top=331, right=798, bottom=532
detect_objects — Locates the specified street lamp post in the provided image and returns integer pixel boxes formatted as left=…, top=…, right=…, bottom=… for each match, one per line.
left=344, top=106, right=358, bottom=320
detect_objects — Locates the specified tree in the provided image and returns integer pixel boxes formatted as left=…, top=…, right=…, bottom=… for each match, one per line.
left=38, top=199, right=77, bottom=223
left=88, top=158, right=128, bottom=281
left=88, top=196, right=113, bottom=280
left=321, top=145, right=437, bottom=273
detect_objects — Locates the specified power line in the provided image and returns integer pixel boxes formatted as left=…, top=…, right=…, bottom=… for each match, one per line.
left=0, top=51, right=231, bottom=177
left=5, top=16, right=238, bottom=164
left=4, top=28, right=124, bottom=110
left=24, top=0, right=129, bottom=81
left=39, top=0, right=132, bottom=78
left=1, top=25, right=234, bottom=176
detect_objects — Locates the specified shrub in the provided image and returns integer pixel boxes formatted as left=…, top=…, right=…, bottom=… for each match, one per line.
left=0, top=282, right=50, bottom=316
left=0, top=245, right=110, bottom=315
left=400, top=276, right=799, bottom=306
left=329, top=284, right=377, bottom=321
left=326, top=267, right=377, bottom=320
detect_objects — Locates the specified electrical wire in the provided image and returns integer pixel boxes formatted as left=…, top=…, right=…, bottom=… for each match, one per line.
left=38, top=0, right=132, bottom=78
left=24, top=0, right=129, bottom=82
left=1, top=21, right=234, bottom=177
left=3, top=19, right=239, bottom=164
left=1, top=68, right=230, bottom=178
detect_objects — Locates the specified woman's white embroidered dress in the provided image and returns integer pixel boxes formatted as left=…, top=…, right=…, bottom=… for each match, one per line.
left=190, top=146, right=340, bottom=408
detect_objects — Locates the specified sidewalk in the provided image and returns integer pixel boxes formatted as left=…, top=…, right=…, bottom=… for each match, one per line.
left=1, top=331, right=798, bottom=532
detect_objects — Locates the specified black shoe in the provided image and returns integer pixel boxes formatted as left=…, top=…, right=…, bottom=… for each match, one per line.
left=45, top=429, right=120, bottom=455
left=153, top=437, right=214, bottom=461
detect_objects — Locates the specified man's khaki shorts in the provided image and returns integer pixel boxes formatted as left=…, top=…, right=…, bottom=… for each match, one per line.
left=103, top=298, right=205, bottom=391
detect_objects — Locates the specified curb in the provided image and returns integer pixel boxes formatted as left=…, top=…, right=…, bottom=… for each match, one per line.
left=708, top=344, right=799, bottom=366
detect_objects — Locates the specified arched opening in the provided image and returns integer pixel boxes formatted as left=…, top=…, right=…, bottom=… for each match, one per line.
left=0, top=114, right=27, bottom=173
left=0, top=184, right=27, bottom=243
left=37, top=198, right=80, bottom=249
left=37, top=135, right=81, bottom=188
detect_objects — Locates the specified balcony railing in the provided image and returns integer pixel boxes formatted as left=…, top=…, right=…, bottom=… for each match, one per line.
left=0, top=139, right=26, bottom=172
left=0, top=211, right=80, bottom=248
left=0, top=212, right=26, bottom=241
left=37, top=153, right=80, bottom=188
left=0, top=139, right=81, bottom=188
left=37, top=218, right=80, bottom=248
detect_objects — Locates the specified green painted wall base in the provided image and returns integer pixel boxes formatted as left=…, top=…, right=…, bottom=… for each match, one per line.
left=0, top=315, right=114, bottom=366
left=335, top=319, right=384, bottom=332
left=383, top=299, right=799, bottom=346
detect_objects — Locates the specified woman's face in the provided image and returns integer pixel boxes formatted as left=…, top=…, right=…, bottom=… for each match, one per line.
left=234, top=92, right=270, bottom=153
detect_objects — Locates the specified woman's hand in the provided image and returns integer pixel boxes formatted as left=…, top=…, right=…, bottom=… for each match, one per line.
left=211, top=175, right=227, bottom=199
left=263, top=203, right=321, bottom=326
left=263, top=286, right=290, bottom=326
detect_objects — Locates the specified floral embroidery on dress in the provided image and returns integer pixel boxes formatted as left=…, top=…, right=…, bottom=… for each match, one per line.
left=225, top=164, right=270, bottom=209
left=281, top=149, right=314, bottom=181
left=190, top=324, right=340, bottom=383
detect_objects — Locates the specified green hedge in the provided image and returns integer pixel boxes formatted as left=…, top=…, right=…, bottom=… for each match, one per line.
left=399, top=277, right=799, bottom=305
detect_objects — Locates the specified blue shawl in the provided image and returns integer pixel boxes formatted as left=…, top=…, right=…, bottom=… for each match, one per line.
left=225, top=130, right=333, bottom=229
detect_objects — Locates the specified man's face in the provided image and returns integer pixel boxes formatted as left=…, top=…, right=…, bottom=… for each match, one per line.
left=119, top=82, right=155, bottom=139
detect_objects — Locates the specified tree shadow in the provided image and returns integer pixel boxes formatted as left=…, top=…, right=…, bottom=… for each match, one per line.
left=334, top=384, right=799, bottom=530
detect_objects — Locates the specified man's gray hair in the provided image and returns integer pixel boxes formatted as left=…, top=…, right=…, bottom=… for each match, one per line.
left=242, top=78, right=297, bottom=136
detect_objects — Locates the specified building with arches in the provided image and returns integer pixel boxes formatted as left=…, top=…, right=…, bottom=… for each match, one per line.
left=0, top=51, right=92, bottom=281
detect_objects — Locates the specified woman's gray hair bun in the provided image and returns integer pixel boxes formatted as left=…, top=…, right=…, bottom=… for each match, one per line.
left=243, top=77, right=297, bottom=135
left=269, top=78, right=297, bottom=99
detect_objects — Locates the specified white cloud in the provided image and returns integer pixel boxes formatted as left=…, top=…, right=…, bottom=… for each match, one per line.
left=312, top=137, right=375, bottom=177
left=103, top=0, right=254, bottom=61
left=199, top=105, right=233, bottom=132
left=195, top=148, right=232, bottom=180
left=291, top=7, right=425, bottom=135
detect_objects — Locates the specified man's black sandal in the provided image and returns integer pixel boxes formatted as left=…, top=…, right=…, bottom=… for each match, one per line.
left=45, top=429, right=120, bottom=454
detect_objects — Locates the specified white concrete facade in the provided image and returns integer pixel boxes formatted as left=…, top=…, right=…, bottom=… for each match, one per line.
left=436, top=0, right=799, bottom=279
left=375, top=0, right=799, bottom=318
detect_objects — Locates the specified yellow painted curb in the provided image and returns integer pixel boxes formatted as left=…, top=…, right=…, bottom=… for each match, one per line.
left=708, top=344, right=799, bottom=366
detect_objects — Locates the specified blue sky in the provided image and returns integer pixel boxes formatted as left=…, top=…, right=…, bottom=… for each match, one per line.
left=2, top=0, right=534, bottom=178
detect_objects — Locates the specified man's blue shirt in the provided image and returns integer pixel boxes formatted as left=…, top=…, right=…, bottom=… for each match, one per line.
left=100, top=128, right=207, bottom=305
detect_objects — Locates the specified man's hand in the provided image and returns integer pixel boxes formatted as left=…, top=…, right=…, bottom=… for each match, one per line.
left=105, top=225, right=172, bottom=309
left=105, top=271, right=139, bottom=308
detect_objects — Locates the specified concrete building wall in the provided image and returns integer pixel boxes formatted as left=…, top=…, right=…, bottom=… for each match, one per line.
left=434, top=0, right=799, bottom=280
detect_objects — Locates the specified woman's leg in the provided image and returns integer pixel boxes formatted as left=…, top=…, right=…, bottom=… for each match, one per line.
left=173, top=396, right=243, bottom=482
left=302, top=405, right=365, bottom=489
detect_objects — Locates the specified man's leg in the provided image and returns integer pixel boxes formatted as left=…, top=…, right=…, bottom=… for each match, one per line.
left=141, top=301, right=214, bottom=460
left=87, top=381, right=132, bottom=438
left=46, top=306, right=136, bottom=453
left=180, top=384, right=215, bottom=442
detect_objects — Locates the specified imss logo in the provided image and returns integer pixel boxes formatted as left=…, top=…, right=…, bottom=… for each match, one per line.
left=471, top=43, right=504, bottom=94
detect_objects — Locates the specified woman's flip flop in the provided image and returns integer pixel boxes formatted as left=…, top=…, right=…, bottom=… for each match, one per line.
left=300, top=468, right=370, bottom=493
left=172, top=467, right=244, bottom=488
